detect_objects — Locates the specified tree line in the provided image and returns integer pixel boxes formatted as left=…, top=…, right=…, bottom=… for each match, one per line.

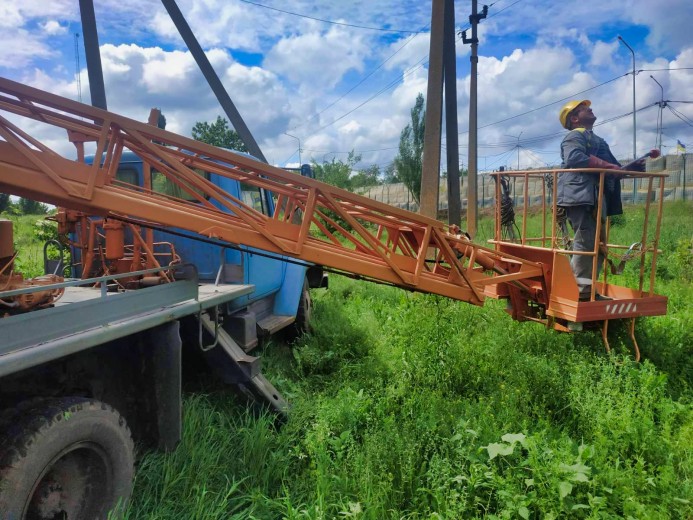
left=0, top=195, right=49, bottom=216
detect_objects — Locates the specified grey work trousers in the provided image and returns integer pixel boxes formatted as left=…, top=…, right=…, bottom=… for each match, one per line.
left=564, top=205, right=604, bottom=298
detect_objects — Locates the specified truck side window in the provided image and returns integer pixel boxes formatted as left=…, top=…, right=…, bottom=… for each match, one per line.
left=115, top=167, right=139, bottom=186
left=152, top=168, right=210, bottom=202
left=240, top=183, right=268, bottom=215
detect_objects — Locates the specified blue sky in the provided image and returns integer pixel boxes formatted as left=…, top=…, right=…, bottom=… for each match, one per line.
left=2, top=0, right=692, bottom=171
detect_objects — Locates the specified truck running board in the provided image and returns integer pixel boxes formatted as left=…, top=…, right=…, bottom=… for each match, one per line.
left=199, top=313, right=289, bottom=413
left=257, top=314, right=295, bottom=335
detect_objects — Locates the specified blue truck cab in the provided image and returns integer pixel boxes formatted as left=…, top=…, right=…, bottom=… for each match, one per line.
left=78, top=150, right=321, bottom=348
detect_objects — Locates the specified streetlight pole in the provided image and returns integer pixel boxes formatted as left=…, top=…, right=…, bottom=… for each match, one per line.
left=617, top=36, right=637, bottom=162
left=284, top=132, right=301, bottom=165
left=618, top=36, right=637, bottom=202
left=650, top=75, right=664, bottom=150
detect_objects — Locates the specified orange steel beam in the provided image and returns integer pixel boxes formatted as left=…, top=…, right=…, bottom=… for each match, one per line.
left=0, top=77, right=545, bottom=305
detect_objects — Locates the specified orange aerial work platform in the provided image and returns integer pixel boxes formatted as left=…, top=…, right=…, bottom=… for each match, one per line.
left=0, top=77, right=668, bottom=358
left=486, top=168, right=668, bottom=359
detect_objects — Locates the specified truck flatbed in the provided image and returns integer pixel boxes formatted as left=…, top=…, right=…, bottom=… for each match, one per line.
left=1, top=277, right=255, bottom=378
left=52, top=280, right=253, bottom=308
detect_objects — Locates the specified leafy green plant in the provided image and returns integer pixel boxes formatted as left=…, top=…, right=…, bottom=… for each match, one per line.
left=669, top=236, right=693, bottom=282
left=16, top=200, right=685, bottom=520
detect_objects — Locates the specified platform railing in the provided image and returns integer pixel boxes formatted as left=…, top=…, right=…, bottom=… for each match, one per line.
left=489, top=168, right=668, bottom=301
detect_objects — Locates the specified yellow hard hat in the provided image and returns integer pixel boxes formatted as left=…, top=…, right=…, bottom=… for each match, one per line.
left=559, top=100, right=590, bottom=129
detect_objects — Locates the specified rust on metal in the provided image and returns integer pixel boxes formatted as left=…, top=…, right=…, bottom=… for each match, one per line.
left=0, top=77, right=670, bottom=356
left=0, top=77, right=543, bottom=307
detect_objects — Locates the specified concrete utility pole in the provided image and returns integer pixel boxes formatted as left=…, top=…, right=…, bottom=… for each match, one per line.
left=505, top=132, right=522, bottom=169
left=79, top=0, right=107, bottom=110
left=443, top=0, right=461, bottom=227
left=650, top=75, right=664, bottom=150
left=462, top=0, right=488, bottom=238
left=74, top=33, right=83, bottom=103
left=420, top=0, right=462, bottom=225
left=420, top=0, right=445, bottom=220
left=284, top=132, right=301, bottom=165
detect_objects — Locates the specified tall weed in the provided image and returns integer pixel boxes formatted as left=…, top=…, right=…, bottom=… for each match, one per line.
left=119, top=202, right=693, bottom=518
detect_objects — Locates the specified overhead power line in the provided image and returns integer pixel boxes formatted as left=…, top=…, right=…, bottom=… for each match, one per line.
left=239, top=0, right=421, bottom=33
left=305, top=86, right=669, bottom=160
left=668, top=105, right=693, bottom=127
left=321, top=97, right=667, bottom=160
left=278, top=0, right=688, bottom=162
left=290, top=28, right=430, bottom=132
left=458, top=73, right=628, bottom=134
left=304, top=146, right=399, bottom=154
left=487, top=0, right=525, bottom=17
left=294, top=0, right=520, bottom=137
left=303, top=51, right=434, bottom=137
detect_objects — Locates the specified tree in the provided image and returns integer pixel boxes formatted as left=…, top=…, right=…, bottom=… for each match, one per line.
left=350, top=164, right=381, bottom=190
left=18, top=198, right=48, bottom=215
left=0, top=193, right=10, bottom=213
left=192, top=116, right=248, bottom=152
left=393, top=93, right=425, bottom=204
left=311, top=151, right=362, bottom=191
left=382, top=162, right=399, bottom=184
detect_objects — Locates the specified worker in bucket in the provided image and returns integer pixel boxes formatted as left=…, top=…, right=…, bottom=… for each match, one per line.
left=557, top=100, right=646, bottom=301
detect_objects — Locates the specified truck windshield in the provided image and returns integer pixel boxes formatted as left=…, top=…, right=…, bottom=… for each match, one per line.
left=115, top=166, right=139, bottom=186
left=151, top=168, right=210, bottom=202
left=117, top=164, right=267, bottom=213
left=240, top=183, right=268, bottom=215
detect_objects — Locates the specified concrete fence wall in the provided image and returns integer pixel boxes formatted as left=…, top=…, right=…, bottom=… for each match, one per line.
left=356, top=153, right=692, bottom=212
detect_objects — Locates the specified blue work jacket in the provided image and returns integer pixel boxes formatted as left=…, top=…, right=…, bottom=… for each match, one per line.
left=558, top=129, right=623, bottom=216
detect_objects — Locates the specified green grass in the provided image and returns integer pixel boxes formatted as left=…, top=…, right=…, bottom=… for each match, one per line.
left=119, top=201, right=693, bottom=519
left=1, top=212, right=57, bottom=277
left=8, top=206, right=691, bottom=518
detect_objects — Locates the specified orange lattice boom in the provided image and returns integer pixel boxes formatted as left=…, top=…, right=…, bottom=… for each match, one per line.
left=0, top=77, right=545, bottom=307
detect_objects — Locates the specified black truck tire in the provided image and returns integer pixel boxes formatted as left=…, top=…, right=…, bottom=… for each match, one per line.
left=284, top=278, right=312, bottom=342
left=0, top=397, right=135, bottom=520
left=296, top=278, right=313, bottom=334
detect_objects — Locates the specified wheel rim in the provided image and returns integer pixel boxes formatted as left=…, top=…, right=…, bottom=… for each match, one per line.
left=25, top=442, right=113, bottom=520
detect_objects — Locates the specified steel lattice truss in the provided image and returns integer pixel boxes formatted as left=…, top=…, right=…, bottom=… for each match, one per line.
left=0, top=77, right=545, bottom=305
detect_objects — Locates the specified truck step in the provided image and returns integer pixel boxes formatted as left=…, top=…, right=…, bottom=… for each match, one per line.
left=199, top=314, right=288, bottom=413
left=257, top=314, right=295, bottom=335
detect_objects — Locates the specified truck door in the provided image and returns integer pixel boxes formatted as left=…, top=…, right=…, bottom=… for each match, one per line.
left=238, top=182, right=285, bottom=296
left=149, top=166, right=231, bottom=281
